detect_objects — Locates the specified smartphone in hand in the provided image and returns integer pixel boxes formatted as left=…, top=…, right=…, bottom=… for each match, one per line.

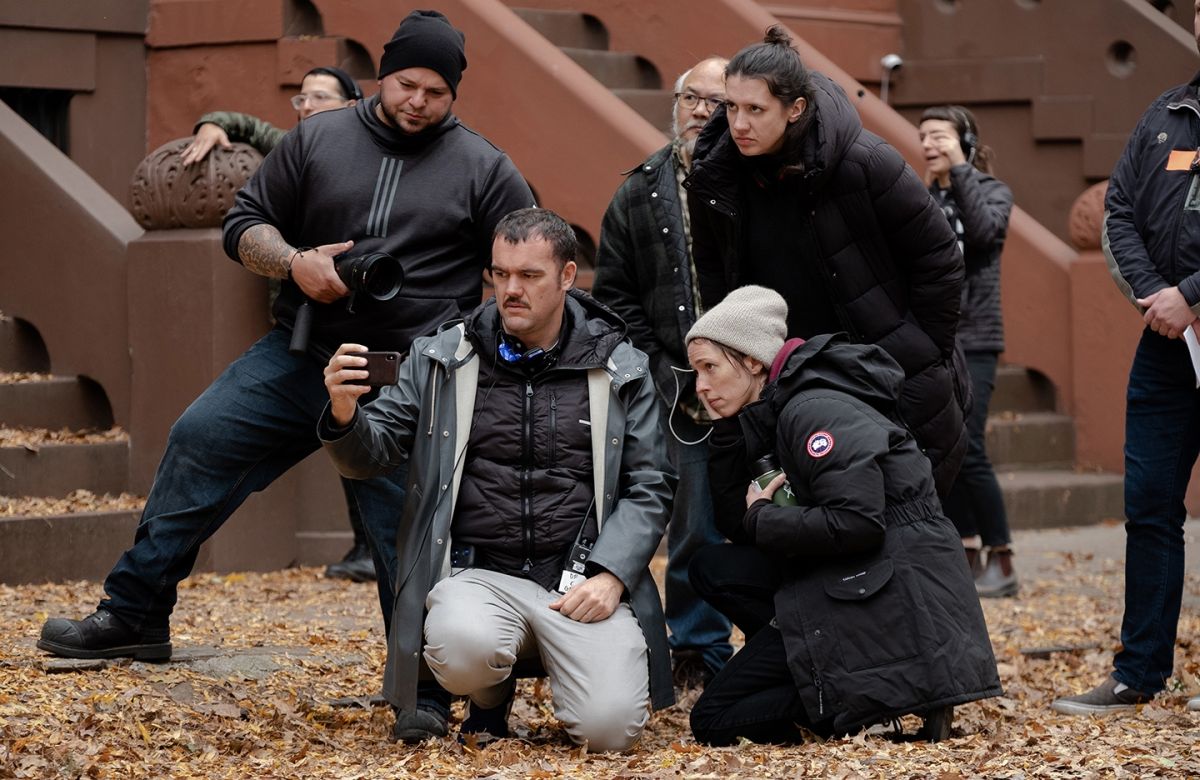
left=347, top=351, right=401, bottom=386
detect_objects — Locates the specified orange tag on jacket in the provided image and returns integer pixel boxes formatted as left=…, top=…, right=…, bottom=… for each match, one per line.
left=1166, top=149, right=1197, bottom=171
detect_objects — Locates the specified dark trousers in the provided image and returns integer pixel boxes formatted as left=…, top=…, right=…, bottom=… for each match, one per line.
left=688, top=544, right=818, bottom=745
left=100, top=328, right=407, bottom=637
left=1115, top=329, right=1200, bottom=694
left=340, top=477, right=367, bottom=545
left=944, top=350, right=1011, bottom=546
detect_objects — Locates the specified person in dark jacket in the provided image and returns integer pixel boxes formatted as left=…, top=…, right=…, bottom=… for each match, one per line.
left=682, top=285, right=1001, bottom=745
left=1053, top=5, right=1200, bottom=716
left=592, top=56, right=734, bottom=687
left=321, top=208, right=675, bottom=749
left=685, top=26, right=969, bottom=497
left=36, top=14, right=534, bottom=737
left=919, top=105, right=1018, bottom=597
left=179, top=65, right=378, bottom=583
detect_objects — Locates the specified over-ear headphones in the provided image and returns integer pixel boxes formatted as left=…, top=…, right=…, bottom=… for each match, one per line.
left=498, top=331, right=557, bottom=373
left=951, top=105, right=979, bottom=165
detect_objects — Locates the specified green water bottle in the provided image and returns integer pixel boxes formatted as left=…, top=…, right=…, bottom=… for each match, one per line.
left=752, top=454, right=799, bottom=507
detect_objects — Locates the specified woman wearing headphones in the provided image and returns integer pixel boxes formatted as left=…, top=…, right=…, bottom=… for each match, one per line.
left=918, top=106, right=1017, bottom=598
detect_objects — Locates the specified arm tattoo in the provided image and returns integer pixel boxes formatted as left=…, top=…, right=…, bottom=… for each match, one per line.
left=238, top=224, right=294, bottom=279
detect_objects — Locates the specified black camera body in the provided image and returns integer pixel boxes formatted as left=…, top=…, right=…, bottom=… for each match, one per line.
left=288, top=251, right=405, bottom=356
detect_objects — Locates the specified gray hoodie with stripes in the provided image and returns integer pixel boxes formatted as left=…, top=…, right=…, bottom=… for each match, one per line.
left=223, top=95, right=533, bottom=360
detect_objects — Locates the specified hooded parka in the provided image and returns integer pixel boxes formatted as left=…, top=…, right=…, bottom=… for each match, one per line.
left=320, top=291, right=676, bottom=714
left=686, top=72, right=970, bottom=495
left=728, top=333, right=1001, bottom=733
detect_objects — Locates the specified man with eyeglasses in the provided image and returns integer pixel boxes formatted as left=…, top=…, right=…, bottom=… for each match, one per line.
left=37, top=10, right=534, bottom=743
left=180, top=66, right=363, bottom=166
left=592, top=56, right=733, bottom=691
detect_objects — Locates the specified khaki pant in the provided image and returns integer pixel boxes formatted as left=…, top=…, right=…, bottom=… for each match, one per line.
left=423, top=568, right=650, bottom=752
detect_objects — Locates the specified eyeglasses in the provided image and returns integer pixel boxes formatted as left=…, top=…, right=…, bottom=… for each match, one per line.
left=290, top=91, right=345, bottom=110
left=674, top=92, right=725, bottom=111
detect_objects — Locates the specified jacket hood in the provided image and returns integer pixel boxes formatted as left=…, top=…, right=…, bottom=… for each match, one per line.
left=356, top=95, right=458, bottom=153
left=464, top=289, right=628, bottom=370
left=739, top=332, right=904, bottom=455
left=770, top=332, right=903, bottom=411
left=688, top=71, right=862, bottom=203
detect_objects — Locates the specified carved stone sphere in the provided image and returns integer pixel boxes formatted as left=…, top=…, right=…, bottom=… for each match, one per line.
left=1067, top=180, right=1110, bottom=251
left=129, top=138, right=263, bottom=230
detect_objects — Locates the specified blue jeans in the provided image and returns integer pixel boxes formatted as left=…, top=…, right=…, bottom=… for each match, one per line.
left=944, top=351, right=1011, bottom=546
left=1114, top=329, right=1200, bottom=695
left=665, top=430, right=733, bottom=673
left=100, top=328, right=407, bottom=638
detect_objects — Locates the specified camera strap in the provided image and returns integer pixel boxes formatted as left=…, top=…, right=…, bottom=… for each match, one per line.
left=558, top=498, right=597, bottom=594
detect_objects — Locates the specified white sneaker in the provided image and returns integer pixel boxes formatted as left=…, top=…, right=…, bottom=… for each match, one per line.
left=1188, top=695, right=1200, bottom=712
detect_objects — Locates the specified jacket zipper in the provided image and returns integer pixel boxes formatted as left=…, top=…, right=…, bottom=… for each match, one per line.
left=811, top=664, right=825, bottom=717
left=548, top=391, right=557, bottom=468
left=521, top=380, right=534, bottom=575
left=1166, top=101, right=1200, bottom=283
left=804, top=208, right=857, bottom=340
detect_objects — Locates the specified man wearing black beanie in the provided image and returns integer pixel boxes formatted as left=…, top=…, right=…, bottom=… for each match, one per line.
left=379, top=10, right=466, bottom=97
left=371, top=10, right=466, bottom=135
left=38, top=7, right=534, bottom=748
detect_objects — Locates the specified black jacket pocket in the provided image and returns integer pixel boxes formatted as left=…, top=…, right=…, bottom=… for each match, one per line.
left=822, top=558, right=922, bottom=672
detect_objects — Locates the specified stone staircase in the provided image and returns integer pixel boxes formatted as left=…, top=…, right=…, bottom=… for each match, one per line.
left=0, top=313, right=143, bottom=585
left=989, top=365, right=1124, bottom=530
left=511, top=8, right=673, bottom=132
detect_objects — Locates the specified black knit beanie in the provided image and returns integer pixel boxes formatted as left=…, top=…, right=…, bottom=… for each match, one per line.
left=378, top=10, right=467, bottom=98
left=305, top=66, right=363, bottom=101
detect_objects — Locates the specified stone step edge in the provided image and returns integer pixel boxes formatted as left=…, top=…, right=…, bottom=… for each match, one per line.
left=0, top=496, right=145, bottom=518
left=1, top=435, right=130, bottom=451
left=0, top=373, right=85, bottom=385
left=0, top=508, right=141, bottom=585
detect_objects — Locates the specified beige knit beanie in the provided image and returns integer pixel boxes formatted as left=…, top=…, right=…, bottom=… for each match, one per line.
left=686, top=285, right=788, bottom=366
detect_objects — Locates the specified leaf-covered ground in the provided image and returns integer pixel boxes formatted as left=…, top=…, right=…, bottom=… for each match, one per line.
left=2, top=540, right=1198, bottom=779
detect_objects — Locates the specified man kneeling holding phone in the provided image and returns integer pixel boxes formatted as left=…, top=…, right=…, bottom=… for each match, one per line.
left=320, top=208, right=675, bottom=749
left=37, top=10, right=534, bottom=744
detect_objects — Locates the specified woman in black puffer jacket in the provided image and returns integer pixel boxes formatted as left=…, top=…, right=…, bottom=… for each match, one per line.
left=686, top=26, right=970, bottom=497
left=919, top=105, right=1017, bottom=597
left=683, top=286, right=1001, bottom=745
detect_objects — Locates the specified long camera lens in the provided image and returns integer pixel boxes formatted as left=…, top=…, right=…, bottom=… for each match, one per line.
left=337, top=252, right=404, bottom=301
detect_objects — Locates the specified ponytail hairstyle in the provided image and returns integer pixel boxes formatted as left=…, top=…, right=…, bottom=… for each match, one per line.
left=725, top=25, right=816, bottom=173
left=919, top=105, right=995, bottom=174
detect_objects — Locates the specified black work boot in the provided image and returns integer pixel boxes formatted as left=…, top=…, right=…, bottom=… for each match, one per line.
left=459, top=682, right=515, bottom=746
left=37, top=609, right=171, bottom=661
left=918, top=705, right=954, bottom=742
left=393, top=686, right=452, bottom=743
left=976, top=547, right=1018, bottom=598
left=325, top=541, right=377, bottom=582
left=392, top=707, right=449, bottom=743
